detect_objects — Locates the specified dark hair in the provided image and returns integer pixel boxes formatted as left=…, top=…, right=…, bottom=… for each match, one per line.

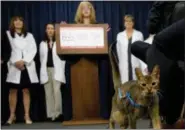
left=9, top=16, right=27, bottom=38
left=43, top=23, right=55, bottom=43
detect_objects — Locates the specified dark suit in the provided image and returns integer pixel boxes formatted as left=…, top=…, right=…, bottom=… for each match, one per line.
left=131, top=2, right=185, bottom=125
left=1, top=32, right=12, bottom=123
left=146, top=1, right=178, bottom=34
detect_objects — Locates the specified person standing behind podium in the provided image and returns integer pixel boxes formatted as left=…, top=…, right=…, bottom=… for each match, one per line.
left=61, top=1, right=110, bottom=33
left=39, top=23, right=66, bottom=121
left=74, top=1, right=97, bottom=24
left=116, top=15, right=145, bottom=84
left=60, top=1, right=110, bottom=61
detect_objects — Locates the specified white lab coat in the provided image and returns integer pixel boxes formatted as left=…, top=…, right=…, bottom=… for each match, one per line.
left=6, top=31, right=39, bottom=84
left=39, top=41, right=66, bottom=84
left=116, top=29, right=146, bottom=84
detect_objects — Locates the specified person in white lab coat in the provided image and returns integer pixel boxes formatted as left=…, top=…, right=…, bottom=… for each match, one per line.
left=4, top=16, right=39, bottom=125
left=116, top=14, right=146, bottom=84
left=39, top=23, right=66, bottom=121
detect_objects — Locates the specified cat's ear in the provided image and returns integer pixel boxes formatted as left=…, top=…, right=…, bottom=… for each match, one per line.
left=151, top=65, right=160, bottom=79
left=135, top=67, right=143, bottom=80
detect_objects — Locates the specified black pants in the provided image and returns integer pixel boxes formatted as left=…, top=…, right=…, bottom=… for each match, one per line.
left=131, top=19, right=184, bottom=125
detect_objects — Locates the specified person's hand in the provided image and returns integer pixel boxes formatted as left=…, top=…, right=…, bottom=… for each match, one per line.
left=60, top=21, right=67, bottom=25
left=19, top=66, right=25, bottom=70
left=106, top=24, right=111, bottom=32
left=15, top=60, right=25, bottom=70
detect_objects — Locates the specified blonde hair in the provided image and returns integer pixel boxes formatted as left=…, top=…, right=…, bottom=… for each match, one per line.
left=124, top=14, right=135, bottom=23
left=74, top=1, right=96, bottom=24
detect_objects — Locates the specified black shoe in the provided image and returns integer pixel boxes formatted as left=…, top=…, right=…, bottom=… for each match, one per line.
left=53, top=115, right=64, bottom=122
left=45, top=118, right=52, bottom=122
left=4, top=122, right=11, bottom=126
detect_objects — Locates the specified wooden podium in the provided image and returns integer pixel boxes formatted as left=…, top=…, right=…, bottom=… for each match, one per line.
left=56, top=24, right=109, bottom=125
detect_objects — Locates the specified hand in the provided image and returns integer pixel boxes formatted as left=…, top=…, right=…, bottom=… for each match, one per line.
left=106, top=24, right=111, bottom=32
left=19, top=65, right=25, bottom=71
left=60, top=21, right=67, bottom=25
left=15, top=60, right=25, bottom=70
left=20, top=66, right=25, bottom=70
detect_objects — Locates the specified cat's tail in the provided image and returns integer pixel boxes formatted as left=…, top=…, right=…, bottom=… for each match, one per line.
left=109, top=43, right=122, bottom=90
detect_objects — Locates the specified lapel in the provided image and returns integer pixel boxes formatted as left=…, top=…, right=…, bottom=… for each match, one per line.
left=52, top=42, right=60, bottom=67
left=131, top=29, right=137, bottom=43
left=53, top=42, right=58, bottom=63
left=52, top=42, right=55, bottom=52
left=44, top=41, right=49, bottom=54
left=120, top=31, right=128, bottom=46
left=41, top=41, right=48, bottom=61
left=52, top=42, right=56, bottom=58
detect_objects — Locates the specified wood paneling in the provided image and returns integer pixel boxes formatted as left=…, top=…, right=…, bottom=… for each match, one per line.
left=71, top=57, right=100, bottom=119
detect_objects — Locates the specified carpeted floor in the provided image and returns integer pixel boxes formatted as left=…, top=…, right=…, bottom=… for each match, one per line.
left=2, top=119, right=150, bottom=129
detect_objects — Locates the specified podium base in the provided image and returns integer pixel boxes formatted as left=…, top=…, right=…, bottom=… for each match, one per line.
left=62, top=118, right=109, bottom=126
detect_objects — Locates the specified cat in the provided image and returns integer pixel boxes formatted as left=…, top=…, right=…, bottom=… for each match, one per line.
left=108, top=43, right=161, bottom=129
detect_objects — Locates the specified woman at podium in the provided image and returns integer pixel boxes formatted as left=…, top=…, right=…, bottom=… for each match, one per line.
left=75, top=1, right=96, bottom=24
left=59, top=1, right=111, bottom=122
left=60, top=1, right=110, bottom=62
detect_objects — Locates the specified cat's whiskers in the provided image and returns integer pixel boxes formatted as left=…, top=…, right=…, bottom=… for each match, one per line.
left=158, top=89, right=164, bottom=93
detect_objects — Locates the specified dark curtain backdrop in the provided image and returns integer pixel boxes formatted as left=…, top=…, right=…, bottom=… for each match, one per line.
left=1, top=1, right=153, bottom=122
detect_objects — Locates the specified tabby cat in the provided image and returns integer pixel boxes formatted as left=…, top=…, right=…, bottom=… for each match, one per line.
left=109, top=44, right=161, bottom=129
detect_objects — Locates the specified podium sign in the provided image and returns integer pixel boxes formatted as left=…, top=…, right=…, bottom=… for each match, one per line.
left=56, top=24, right=108, bottom=55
